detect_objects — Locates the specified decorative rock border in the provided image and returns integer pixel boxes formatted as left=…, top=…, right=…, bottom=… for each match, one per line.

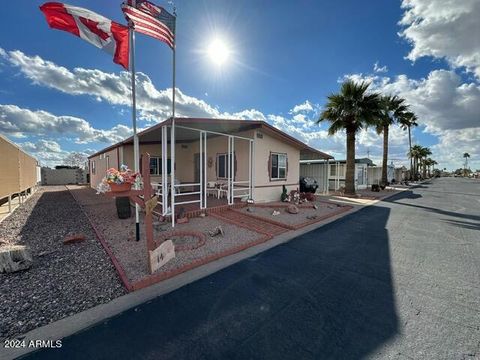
left=231, top=202, right=353, bottom=231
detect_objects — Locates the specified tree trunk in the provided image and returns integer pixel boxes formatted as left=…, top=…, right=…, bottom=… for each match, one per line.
left=413, top=156, right=418, bottom=181
left=381, top=125, right=389, bottom=185
left=345, top=129, right=356, bottom=195
left=423, top=157, right=427, bottom=179
left=408, top=126, right=413, bottom=180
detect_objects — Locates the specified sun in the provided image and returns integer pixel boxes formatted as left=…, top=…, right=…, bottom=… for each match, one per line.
left=207, top=38, right=230, bottom=66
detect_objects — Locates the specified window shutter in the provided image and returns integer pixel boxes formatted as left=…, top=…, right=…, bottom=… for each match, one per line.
left=268, top=152, right=272, bottom=179
left=215, top=155, right=218, bottom=177
left=286, top=155, right=288, bottom=178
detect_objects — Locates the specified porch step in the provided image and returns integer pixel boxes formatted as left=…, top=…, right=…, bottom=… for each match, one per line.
left=213, top=209, right=289, bottom=236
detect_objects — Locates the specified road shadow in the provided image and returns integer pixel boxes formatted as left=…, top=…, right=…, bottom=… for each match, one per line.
left=25, top=204, right=398, bottom=360
left=385, top=190, right=480, bottom=223
left=441, top=219, right=480, bottom=231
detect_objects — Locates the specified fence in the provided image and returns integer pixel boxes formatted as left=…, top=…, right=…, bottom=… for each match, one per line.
left=41, top=168, right=87, bottom=185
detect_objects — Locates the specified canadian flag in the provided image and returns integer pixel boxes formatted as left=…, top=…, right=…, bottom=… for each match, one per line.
left=40, top=2, right=129, bottom=69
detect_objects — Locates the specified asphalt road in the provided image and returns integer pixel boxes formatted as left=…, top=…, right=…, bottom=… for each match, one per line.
left=26, top=177, right=480, bottom=359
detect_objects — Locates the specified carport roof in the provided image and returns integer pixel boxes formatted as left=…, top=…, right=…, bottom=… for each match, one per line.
left=88, top=117, right=333, bottom=160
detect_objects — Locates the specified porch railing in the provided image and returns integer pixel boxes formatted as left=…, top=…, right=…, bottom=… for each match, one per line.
left=232, top=180, right=251, bottom=199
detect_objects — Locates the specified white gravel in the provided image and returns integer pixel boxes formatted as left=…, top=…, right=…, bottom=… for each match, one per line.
left=68, top=186, right=266, bottom=284
left=239, top=202, right=343, bottom=226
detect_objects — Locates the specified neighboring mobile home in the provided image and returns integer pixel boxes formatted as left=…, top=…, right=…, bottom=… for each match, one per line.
left=0, top=133, right=40, bottom=213
left=367, top=163, right=408, bottom=185
left=88, top=117, right=332, bottom=211
left=300, top=158, right=375, bottom=191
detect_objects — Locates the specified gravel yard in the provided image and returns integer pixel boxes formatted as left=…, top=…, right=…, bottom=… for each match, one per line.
left=330, top=188, right=401, bottom=199
left=239, top=201, right=344, bottom=226
left=0, top=186, right=126, bottom=341
left=68, top=186, right=267, bottom=284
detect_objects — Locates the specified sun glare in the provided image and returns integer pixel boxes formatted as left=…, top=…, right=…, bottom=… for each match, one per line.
left=207, top=39, right=230, bottom=66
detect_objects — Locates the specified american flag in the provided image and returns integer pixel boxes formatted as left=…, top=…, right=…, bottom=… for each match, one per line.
left=122, top=0, right=175, bottom=49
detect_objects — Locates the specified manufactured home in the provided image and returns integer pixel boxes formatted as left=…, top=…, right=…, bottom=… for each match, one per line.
left=0, top=133, right=40, bottom=214
left=88, top=117, right=332, bottom=214
left=300, top=158, right=375, bottom=191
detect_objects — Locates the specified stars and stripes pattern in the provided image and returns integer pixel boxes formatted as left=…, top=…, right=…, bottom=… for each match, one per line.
left=122, top=0, right=175, bottom=49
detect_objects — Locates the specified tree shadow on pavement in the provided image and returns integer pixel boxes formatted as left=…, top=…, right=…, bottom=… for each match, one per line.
left=441, top=219, right=480, bottom=231
left=385, top=190, right=480, bottom=223
left=25, top=204, right=398, bottom=360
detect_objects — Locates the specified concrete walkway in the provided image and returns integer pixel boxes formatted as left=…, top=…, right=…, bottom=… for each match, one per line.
left=19, top=177, right=480, bottom=359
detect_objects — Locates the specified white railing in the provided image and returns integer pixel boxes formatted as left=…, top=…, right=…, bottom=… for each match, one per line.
left=150, top=182, right=163, bottom=206
left=232, top=180, right=250, bottom=198
left=173, top=182, right=202, bottom=206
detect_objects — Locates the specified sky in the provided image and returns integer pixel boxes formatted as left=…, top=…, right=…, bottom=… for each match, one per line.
left=0, top=0, right=479, bottom=171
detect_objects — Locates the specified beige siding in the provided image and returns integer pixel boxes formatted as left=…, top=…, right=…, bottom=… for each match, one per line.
left=253, top=130, right=300, bottom=202
left=0, top=135, right=38, bottom=199
left=88, top=129, right=301, bottom=203
left=89, top=147, right=120, bottom=188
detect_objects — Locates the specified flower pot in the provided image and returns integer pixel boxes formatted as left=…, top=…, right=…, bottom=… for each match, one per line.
left=109, top=182, right=132, bottom=192
left=115, top=196, right=131, bottom=219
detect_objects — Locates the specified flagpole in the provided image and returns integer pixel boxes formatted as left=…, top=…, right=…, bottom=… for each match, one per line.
left=170, top=6, right=176, bottom=228
left=129, top=1, right=140, bottom=241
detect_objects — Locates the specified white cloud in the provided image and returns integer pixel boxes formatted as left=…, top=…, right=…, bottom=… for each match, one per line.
left=344, top=70, right=480, bottom=133
left=290, top=100, right=314, bottom=114
left=5, top=47, right=474, bottom=170
left=0, top=48, right=224, bottom=122
left=0, top=104, right=133, bottom=144
left=374, top=61, right=388, bottom=73
left=341, top=70, right=480, bottom=169
left=399, top=0, right=480, bottom=79
left=18, top=140, right=91, bottom=168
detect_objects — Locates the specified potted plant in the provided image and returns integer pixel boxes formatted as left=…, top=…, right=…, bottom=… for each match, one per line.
left=96, top=165, right=142, bottom=219
left=96, top=165, right=141, bottom=194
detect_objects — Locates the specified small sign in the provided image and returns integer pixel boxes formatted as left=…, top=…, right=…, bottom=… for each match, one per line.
left=145, top=196, right=158, bottom=215
left=149, top=240, right=175, bottom=273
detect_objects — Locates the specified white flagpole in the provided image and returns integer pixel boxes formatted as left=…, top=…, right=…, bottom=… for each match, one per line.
left=170, top=7, right=177, bottom=227
left=129, top=0, right=140, bottom=241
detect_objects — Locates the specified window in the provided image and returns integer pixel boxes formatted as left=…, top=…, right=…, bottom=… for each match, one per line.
left=106, top=155, right=110, bottom=169
left=149, top=157, right=171, bottom=175
left=91, top=160, right=96, bottom=175
left=216, top=153, right=236, bottom=179
left=270, top=153, right=287, bottom=179
left=330, top=164, right=346, bottom=177
left=330, top=164, right=336, bottom=176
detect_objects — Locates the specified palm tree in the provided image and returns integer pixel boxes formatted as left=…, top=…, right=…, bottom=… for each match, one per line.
left=318, top=80, right=382, bottom=195
left=408, top=145, right=423, bottom=180
left=398, top=112, right=418, bottom=180
left=463, top=152, right=470, bottom=176
left=430, top=159, right=438, bottom=177
left=424, top=158, right=437, bottom=178
left=377, top=95, right=408, bottom=185
left=420, top=147, right=432, bottom=179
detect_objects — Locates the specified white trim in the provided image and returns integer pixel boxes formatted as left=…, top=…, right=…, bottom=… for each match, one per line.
left=270, top=153, right=287, bottom=180
left=175, top=125, right=254, bottom=141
